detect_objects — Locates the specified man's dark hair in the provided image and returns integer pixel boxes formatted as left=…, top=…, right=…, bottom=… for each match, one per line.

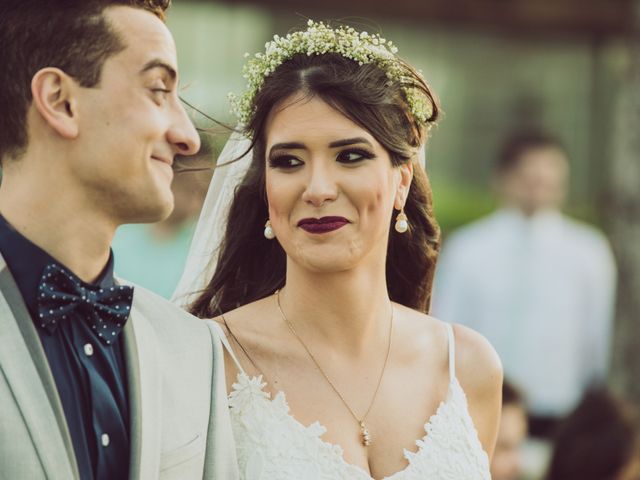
left=0, top=0, right=171, bottom=163
left=497, top=130, right=567, bottom=174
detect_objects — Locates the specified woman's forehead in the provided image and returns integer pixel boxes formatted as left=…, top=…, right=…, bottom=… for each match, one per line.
left=265, top=95, right=378, bottom=149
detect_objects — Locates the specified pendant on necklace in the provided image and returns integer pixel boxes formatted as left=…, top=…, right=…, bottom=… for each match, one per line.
left=360, top=421, right=372, bottom=446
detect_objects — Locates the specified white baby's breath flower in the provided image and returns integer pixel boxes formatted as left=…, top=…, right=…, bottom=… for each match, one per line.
left=229, top=20, right=431, bottom=127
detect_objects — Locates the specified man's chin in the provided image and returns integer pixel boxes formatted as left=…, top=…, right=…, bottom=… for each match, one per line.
left=118, top=194, right=174, bottom=224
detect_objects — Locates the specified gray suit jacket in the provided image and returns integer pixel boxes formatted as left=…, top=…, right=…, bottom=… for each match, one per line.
left=0, top=254, right=238, bottom=480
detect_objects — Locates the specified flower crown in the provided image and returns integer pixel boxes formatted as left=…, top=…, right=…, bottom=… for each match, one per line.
left=229, top=20, right=433, bottom=127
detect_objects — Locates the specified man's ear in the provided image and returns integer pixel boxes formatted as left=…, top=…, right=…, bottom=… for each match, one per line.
left=31, top=68, right=79, bottom=139
left=394, top=161, right=414, bottom=210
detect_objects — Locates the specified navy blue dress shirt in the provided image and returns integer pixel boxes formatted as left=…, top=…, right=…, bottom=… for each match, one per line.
left=0, top=215, right=130, bottom=480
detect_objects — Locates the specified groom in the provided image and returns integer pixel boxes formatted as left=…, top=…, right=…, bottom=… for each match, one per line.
left=0, top=1, right=237, bottom=479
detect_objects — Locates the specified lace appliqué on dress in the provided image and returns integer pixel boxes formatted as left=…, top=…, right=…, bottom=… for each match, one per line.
left=228, top=373, right=491, bottom=480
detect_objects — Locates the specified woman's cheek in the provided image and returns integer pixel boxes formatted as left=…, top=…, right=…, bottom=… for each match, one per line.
left=362, top=186, right=389, bottom=223
left=266, top=177, right=287, bottom=219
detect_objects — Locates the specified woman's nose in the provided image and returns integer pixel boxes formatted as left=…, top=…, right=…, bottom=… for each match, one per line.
left=301, top=163, right=338, bottom=207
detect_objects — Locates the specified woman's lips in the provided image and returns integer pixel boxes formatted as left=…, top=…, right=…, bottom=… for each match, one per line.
left=298, top=216, right=349, bottom=234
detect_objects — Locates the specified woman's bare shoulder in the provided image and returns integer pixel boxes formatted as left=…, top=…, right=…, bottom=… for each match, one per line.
left=448, top=322, right=503, bottom=458
left=211, top=295, right=278, bottom=330
left=392, top=303, right=445, bottom=334
left=210, top=295, right=284, bottom=382
left=450, top=323, right=503, bottom=390
left=397, top=307, right=503, bottom=456
left=211, top=294, right=290, bottom=361
left=391, top=305, right=451, bottom=368
left=378, top=305, right=502, bottom=385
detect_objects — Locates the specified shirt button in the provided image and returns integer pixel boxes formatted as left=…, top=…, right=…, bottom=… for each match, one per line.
left=83, top=343, right=94, bottom=356
left=101, top=433, right=110, bottom=447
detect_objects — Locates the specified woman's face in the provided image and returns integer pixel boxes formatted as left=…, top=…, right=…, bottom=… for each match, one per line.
left=264, top=94, right=412, bottom=274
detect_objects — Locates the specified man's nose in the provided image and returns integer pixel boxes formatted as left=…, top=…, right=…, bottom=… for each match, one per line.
left=168, top=103, right=200, bottom=156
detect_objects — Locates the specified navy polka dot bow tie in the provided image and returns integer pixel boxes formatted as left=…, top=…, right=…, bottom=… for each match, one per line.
left=36, top=263, right=134, bottom=345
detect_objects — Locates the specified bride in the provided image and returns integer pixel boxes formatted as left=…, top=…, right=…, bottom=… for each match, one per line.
left=175, top=21, right=502, bottom=479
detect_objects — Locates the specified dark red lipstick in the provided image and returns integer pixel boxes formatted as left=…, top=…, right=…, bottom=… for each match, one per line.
left=298, top=216, right=349, bottom=234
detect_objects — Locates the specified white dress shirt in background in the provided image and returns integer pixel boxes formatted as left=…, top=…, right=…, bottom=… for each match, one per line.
left=432, top=208, right=616, bottom=417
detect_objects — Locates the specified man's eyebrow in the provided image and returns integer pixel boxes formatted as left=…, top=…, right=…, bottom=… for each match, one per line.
left=140, top=59, right=177, bottom=81
left=328, top=137, right=373, bottom=148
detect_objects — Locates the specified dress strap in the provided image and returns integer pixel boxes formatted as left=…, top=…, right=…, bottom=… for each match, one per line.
left=444, top=323, right=456, bottom=383
left=210, top=318, right=247, bottom=375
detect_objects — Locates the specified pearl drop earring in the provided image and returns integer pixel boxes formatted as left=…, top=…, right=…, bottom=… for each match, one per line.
left=394, top=210, right=409, bottom=233
left=264, top=220, right=275, bottom=240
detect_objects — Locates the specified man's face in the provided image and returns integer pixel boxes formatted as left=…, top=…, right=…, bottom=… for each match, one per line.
left=490, top=405, right=528, bottom=480
left=70, top=6, right=200, bottom=224
left=498, top=146, right=569, bottom=216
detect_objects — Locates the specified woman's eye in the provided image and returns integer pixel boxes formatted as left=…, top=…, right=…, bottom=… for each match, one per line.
left=336, top=149, right=375, bottom=164
left=269, top=155, right=304, bottom=169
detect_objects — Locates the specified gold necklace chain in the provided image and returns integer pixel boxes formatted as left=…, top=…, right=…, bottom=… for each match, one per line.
left=275, top=289, right=393, bottom=447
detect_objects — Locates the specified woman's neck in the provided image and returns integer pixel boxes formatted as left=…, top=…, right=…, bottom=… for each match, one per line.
left=279, top=260, right=393, bottom=356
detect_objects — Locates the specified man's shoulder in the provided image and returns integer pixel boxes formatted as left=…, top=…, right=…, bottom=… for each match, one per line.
left=561, top=214, right=608, bottom=240
left=560, top=215, right=613, bottom=255
left=118, top=278, right=208, bottom=333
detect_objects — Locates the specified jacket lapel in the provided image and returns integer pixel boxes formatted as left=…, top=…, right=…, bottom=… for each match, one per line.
left=122, top=287, right=161, bottom=479
left=0, top=255, right=79, bottom=480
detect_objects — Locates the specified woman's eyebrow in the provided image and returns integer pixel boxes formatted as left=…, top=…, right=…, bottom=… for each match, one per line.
left=328, top=137, right=372, bottom=148
left=269, top=137, right=373, bottom=155
left=269, top=142, right=307, bottom=155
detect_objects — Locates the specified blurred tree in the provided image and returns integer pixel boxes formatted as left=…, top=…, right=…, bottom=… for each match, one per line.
left=609, top=1, right=640, bottom=408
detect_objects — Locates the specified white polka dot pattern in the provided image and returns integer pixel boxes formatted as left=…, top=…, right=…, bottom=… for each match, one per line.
left=36, top=263, right=134, bottom=345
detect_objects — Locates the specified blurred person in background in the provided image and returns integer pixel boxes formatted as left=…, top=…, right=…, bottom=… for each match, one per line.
left=113, top=138, right=213, bottom=298
left=545, top=389, right=640, bottom=480
left=491, top=380, right=528, bottom=480
left=433, top=130, right=617, bottom=438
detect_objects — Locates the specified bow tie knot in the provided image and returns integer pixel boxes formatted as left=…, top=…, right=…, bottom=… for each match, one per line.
left=37, top=263, right=134, bottom=345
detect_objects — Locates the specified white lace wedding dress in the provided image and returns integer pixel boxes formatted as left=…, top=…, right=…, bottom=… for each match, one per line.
left=216, top=322, right=491, bottom=479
